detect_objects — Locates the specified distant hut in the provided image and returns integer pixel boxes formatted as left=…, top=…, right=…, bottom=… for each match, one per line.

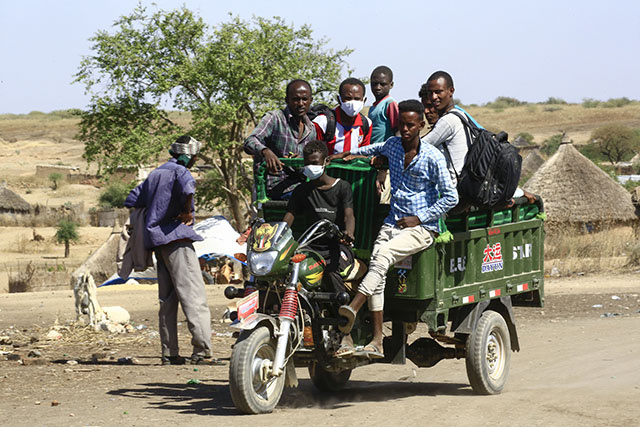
left=0, top=186, right=31, bottom=214
left=520, top=149, right=545, bottom=180
left=512, top=135, right=538, bottom=158
left=524, top=138, right=637, bottom=230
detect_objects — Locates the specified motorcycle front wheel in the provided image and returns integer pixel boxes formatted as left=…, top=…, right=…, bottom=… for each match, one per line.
left=229, top=326, right=286, bottom=414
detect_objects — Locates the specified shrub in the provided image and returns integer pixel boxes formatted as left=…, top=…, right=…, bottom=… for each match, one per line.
left=542, top=97, right=567, bottom=105
left=485, top=96, right=526, bottom=109
left=602, top=97, right=633, bottom=108
left=99, top=181, right=135, bottom=208
left=540, top=134, right=563, bottom=156
left=515, top=132, right=534, bottom=144
left=543, top=106, right=562, bottom=113
left=48, top=172, right=63, bottom=190
left=582, top=98, right=600, bottom=108
left=579, top=142, right=608, bottom=162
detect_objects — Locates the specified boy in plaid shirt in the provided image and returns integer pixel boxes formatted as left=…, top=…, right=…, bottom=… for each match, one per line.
left=329, top=100, right=457, bottom=358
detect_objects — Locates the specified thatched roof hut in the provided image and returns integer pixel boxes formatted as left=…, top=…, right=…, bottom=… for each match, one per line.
left=521, top=149, right=545, bottom=179
left=524, top=141, right=637, bottom=228
left=0, top=187, right=31, bottom=214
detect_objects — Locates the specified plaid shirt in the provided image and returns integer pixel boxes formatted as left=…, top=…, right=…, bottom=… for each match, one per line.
left=352, top=137, right=458, bottom=232
left=244, top=107, right=317, bottom=196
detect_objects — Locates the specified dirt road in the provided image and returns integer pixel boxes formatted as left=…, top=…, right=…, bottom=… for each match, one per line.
left=1, top=274, right=639, bottom=426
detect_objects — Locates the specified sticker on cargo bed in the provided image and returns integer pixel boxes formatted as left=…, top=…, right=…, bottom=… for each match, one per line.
left=482, top=243, right=503, bottom=273
left=397, top=269, right=407, bottom=294
left=395, top=256, right=412, bottom=270
left=512, top=243, right=532, bottom=260
left=449, top=256, right=466, bottom=273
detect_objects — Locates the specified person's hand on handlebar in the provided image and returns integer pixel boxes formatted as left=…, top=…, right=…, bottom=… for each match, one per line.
left=262, top=148, right=283, bottom=174
left=340, top=230, right=355, bottom=246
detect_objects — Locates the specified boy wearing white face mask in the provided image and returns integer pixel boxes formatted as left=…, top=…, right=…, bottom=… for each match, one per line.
left=312, top=77, right=372, bottom=155
left=283, top=141, right=356, bottom=296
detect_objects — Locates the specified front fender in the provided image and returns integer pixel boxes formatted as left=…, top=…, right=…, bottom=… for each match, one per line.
left=231, top=313, right=280, bottom=337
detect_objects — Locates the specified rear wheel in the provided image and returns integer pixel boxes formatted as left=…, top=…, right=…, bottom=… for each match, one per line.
left=229, top=326, right=286, bottom=414
left=465, top=310, right=511, bottom=395
left=308, top=362, right=352, bottom=392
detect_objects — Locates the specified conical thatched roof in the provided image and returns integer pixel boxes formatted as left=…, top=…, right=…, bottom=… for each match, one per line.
left=0, top=187, right=31, bottom=213
left=521, top=149, right=545, bottom=178
left=524, top=142, right=637, bottom=225
left=512, top=135, right=531, bottom=148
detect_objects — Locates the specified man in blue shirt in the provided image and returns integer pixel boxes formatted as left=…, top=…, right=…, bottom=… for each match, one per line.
left=125, top=135, right=216, bottom=366
left=329, top=100, right=458, bottom=358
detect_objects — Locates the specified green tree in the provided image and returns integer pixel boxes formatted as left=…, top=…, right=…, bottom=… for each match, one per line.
left=55, top=219, right=79, bottom=258
left=590, top=124, right=640, bottom=164
left=48, top=172, right=63, bottom=190
left=74, top=5, right=352, bottom=230
left=540, top=134, right=564, bottom=157
left=99, top=181, right=135, bottom=209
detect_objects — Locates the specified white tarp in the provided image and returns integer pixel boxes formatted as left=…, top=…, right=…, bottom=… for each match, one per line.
left=192, top=215, right=246, bottom=257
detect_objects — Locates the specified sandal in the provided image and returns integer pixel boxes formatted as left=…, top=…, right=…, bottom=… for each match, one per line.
left=354, top=342, right=384, bottom=359
left=338, top=305, right=357, bottom=334
left=335, top=343, right=355, bottom=358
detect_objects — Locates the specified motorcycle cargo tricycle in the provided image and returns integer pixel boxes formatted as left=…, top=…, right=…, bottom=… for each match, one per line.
left=225, top=158, right=545, bottom=414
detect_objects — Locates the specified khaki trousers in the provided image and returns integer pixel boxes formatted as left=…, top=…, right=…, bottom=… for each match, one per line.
left=155, top=240, right=212, bottom=358
left=358, top=224, right=434, bottom=311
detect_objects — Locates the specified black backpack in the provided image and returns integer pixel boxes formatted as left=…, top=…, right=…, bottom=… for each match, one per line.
left=443, top=110, right=522, bottom=209
left=307, top=104, right=370, bottom=143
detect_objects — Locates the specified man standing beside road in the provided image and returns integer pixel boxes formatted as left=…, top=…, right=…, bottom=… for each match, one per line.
left=244, top=79, right=317, bottom=200
left=329, top=100, right=458, bottom=358
left=125, top=136, right=218, bottom=366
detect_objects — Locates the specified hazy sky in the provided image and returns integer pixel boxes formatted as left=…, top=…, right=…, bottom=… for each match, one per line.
left=1, top=0, right=638, bottom=114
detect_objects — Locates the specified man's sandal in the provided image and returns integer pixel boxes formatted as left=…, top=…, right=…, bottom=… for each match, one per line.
left=335, top=343, right=355, bottom=358
left=354, top=342, right=384, bottom=359
left=338, top=305, right=357, bottom=334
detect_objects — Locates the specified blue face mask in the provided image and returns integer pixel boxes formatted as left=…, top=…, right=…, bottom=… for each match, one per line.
left=302, top=164, right=324, bottom=180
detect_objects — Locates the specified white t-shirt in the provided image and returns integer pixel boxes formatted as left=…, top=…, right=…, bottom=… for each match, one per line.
left=421, top=112, right=469, bottom=186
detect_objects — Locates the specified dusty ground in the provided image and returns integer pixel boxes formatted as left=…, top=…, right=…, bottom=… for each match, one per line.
left=0, top=274, right=639, bottom=426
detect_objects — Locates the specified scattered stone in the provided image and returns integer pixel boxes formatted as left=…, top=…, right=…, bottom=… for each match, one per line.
left=7, top=353, right=21, bottom=361
left=22, top=358, right=47, bottom=366
left=91, top=352, right=107, bottom=362
left=30, top=336, right=38, bottom=343
left=27, top=350, right=42, bottom=358
left=46, top=330, right=63, bottom=341
left=117, top=357, right=137, bottom=365
left=51, top=400, right=60, bottom=407
left=99, top=321, right=126, bottom=334
left=0, top=336, right=12, bottom=345
left=601, top=313, right=621, bottom=318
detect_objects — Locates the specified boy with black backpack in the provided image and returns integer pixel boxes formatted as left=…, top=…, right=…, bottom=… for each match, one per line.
left=311, top=77, right=372, bottom=155
left=419, top=71, right=532, bottom=210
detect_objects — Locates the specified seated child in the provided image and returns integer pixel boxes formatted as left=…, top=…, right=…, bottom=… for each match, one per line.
left=283, top=140, right=357, bottom=294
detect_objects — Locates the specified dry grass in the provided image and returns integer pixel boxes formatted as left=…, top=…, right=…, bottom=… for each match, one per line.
left=463, top=103, right=640, bottom=145
left=545, top=226, right=639, bottom=275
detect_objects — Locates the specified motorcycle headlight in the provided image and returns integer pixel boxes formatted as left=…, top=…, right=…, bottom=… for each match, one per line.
left=249, top=251, right=278, bottom=276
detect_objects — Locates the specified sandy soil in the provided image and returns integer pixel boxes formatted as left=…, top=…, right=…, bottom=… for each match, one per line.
left=0, top=274, right=639, bottom=426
